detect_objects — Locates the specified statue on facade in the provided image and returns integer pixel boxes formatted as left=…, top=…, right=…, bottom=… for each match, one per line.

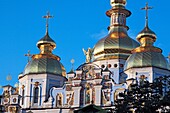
left=82, top=48, right=93, bottom=63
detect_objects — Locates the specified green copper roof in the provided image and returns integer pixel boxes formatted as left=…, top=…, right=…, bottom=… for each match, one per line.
left=124, top=52, right=169, bottom=70
left=23, top=58, right=66, bottom=76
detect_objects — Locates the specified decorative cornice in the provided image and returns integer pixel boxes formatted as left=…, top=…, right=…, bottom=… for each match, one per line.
left=32, top=54, right=60, bottom=61
left=94, top=48, right=131, bottom=56
left=132, top=46, right=162, bottom=53
left=106, top=8, right=131, bottom=17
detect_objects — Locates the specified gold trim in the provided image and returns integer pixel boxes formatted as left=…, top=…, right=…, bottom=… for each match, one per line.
left=110, top=32, right=128, bottom=38
left=106, top=8, right=131, bottom=17
left=132, top=46, right=162, bottom=53
left=93, top=55, right=128, bottom=61
left=32, top=54, right=60, bottom=61
left=94, top=49, right=131, bottom=56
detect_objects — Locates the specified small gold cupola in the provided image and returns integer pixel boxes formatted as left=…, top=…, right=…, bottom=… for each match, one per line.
left=23, top=12, right=66, bottom=77
left=132, top=3, right=161, bottom=53
left=34, top=12, right=60, bottom=61
left=124, top=3, right=169, bottom=70
left=37, top=12, right=56, bottom=55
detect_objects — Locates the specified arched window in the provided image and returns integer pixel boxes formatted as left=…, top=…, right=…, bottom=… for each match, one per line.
left=139, top=75, right=147, bottom=85
left=22, top=89, right=25, bottom=105
left=85, top=84, right=92, bottom=104
left=80, top=88, right=84, bottom=106
left=33, top=87, right=39, bottom=103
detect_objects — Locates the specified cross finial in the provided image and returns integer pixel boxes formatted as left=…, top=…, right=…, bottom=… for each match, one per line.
left=141, top=2, right=153, bottom=27
left=43, top=11, right=54, bottom=34
left=25, top=50, right=32, bottom=62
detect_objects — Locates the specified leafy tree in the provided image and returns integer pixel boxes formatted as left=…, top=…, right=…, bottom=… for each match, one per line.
left=114, top=76, right=170, bottom=113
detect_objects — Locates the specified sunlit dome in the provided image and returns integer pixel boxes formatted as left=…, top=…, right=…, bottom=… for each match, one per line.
left=22, top=12, right=66, bottom=77
left=93, top=31, right=139, bottom=61
left=124, top=2, right=169, bottom=71
left=92, top=0, right=139, bottom=61
left=23, top=57, right=66, bottom=76
left=124, top=25, right=169, bottom=70
left=124, top=52, right=169, bottom=70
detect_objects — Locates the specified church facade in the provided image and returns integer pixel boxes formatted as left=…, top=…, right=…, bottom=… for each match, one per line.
left=0, top=0, right=169, bottom=113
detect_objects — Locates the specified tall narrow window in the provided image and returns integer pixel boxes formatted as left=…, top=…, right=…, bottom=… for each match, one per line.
left=22, top=89, right=25, bottom=105
left=85, top=84, right=92, bottom=104
left=33, top=87, right=39, bottom=103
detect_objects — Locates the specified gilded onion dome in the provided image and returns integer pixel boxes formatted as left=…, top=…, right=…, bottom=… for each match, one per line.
left=124, top=3, right=169, bottom=70
left=23, top=12, right=66, bottom=77
left=93, top=0, right=139, bottom=61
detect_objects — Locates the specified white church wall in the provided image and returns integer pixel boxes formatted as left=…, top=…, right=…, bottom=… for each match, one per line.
left=93, top=59, right=126, bottom=84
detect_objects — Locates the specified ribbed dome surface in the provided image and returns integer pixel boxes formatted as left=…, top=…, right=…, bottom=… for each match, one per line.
left=23, top=58, right=66, bottom=76
left=93, top=32, right=139, bottom=61
left=124, top=52, right=169, bottom=70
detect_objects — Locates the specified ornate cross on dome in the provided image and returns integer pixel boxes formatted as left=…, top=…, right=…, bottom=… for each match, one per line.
left=43, top=11, right=54, bottom=33
left=141, top=2, right=153, bottom=27
left=25, top=50, right=32, bottom=62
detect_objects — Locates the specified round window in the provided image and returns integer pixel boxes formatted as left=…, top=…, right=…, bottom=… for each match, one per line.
left=114, top=64, right=118, bottom=68
left=101, top=65, right=105, bottom=68
left=108, top=64, right=112, bottom=68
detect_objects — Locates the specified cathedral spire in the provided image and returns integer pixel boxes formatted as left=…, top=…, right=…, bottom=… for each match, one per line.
left=141, top=2, right=153, bottom=27
left=37, top=12, right=56, bottom=54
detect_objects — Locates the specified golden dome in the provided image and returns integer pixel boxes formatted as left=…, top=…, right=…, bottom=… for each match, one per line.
left=93, top=0, right=140, bottom=61
left=23, top=57, right=66, bottom=77
left=23, top=31, right=66, bottom=77
left=124, top=52, right=169, bottom=70
left=23, top=34, right=66, bottom=77
left=22, top=12, right=67, bottom=77
left=93, top=29, right=139, bottom=61
left=124, top=10, right=169, bottom=71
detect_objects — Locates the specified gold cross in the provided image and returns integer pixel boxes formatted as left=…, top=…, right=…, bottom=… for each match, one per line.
left=43, top=11, right=54, bottom=32
left=25, top=50, right=32, bottom=62
left=141, top=2, right=153, bottom=26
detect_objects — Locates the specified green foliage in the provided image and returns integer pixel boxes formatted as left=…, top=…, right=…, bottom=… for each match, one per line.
left=114, top=76, right=170, bottom=113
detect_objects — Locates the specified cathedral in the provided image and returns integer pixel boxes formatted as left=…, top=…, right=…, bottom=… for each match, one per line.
left=0, top=0, right=169, bottom=113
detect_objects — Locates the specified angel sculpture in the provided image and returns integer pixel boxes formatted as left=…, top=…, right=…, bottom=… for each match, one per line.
left=82, top=48, right=93, bottom=63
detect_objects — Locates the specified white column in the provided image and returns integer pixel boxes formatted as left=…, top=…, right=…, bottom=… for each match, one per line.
left=94, top=85, right=102, bottom=106
left=72, top=87, right=81, bottom=107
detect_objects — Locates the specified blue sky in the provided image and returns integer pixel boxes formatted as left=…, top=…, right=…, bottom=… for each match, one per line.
left=0, top=0, right=169, bottom=90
